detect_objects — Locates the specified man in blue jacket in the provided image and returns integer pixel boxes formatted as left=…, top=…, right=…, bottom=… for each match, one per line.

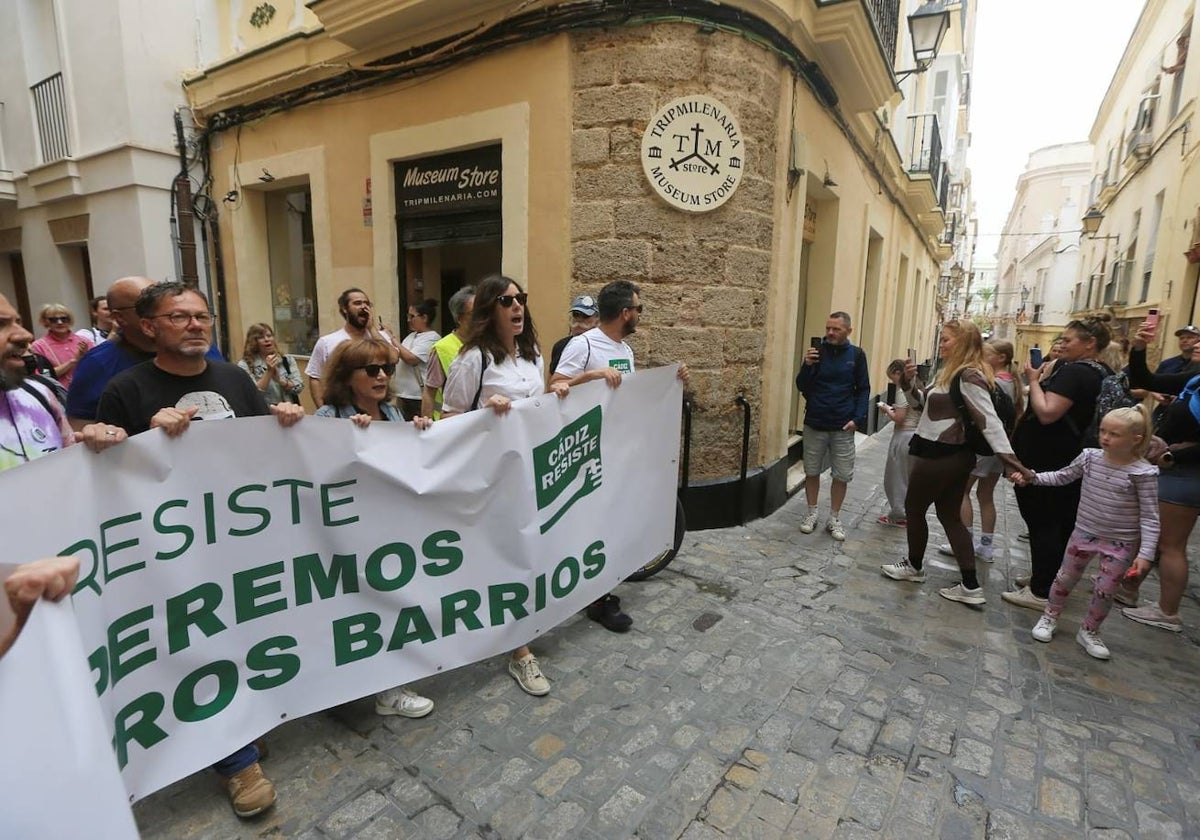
left=795, top=311, right=870, bottom=541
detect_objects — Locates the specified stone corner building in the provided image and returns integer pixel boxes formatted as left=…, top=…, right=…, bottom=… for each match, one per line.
left=185, top=0, right=957, bottom=528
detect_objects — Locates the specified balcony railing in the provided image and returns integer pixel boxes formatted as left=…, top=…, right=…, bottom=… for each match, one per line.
left=906, top=113, right=944, bottom=199
left=865, top=0, right=900, bottom=72
left=31, top=73, right=70, bottom=163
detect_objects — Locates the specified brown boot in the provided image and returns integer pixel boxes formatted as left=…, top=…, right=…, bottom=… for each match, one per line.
left=227, top=761, right=277, bottom=817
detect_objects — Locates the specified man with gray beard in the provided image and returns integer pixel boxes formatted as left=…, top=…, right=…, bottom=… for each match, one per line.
left=0, top=293, right=124, bottom=470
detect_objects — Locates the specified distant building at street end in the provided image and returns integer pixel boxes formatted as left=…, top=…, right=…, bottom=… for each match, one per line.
left=994, top=142, right=1092, bottom=363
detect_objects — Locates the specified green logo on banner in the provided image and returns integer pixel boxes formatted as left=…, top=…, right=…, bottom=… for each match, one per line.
left=533, top=406, right=603, bottom=534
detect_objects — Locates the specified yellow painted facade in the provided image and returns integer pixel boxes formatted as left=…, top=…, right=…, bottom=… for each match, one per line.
left=1078, top=0, right=1198, bottom=354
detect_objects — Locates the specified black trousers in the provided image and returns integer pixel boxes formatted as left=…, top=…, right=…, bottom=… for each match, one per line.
left=1014, top=481, right=1081, bottom=598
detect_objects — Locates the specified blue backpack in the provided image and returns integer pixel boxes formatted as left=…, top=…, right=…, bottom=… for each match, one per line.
left=1178, top=373, right=1200, bottom=425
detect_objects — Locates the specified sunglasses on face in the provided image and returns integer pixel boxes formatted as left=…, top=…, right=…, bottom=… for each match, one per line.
left=47, top=316, right=71, bottom=324
left=496, top=293, right=528, bottom=308
left=625, top=304, right=644, bottom=314
left=357, top=363, right=396, bottom=377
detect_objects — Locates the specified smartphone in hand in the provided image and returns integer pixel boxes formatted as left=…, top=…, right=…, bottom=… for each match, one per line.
left=886, top=383, right=897, bottom=404
left=1146, top=308, right=1159, bottom=328
left=1030, top=346, right=1043, bottom=368
left=810, top=337, right=822, bottom=350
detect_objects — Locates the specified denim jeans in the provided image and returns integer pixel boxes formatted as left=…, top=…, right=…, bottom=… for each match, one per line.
left=212, top=743, right=259, bottom=777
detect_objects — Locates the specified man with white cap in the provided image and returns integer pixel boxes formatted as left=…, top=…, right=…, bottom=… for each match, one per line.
left=1156, top=325, right=1200, bottom=375
left=548, top=294, right=599, bottom=377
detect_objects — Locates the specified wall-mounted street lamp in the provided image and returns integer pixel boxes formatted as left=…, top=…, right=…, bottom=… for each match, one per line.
left=895, top=1, right=953, bottom=82
left=1081, top=206, right=1120, bottom=247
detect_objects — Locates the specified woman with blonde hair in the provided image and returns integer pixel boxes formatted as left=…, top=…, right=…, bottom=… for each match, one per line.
left=882, top=320, right=1028, bottom=606
left=31, top=303, right=92, bottom=388
left=937, top=338, right=1023, bottom=562
left=238, top=323, right=303, bottom=406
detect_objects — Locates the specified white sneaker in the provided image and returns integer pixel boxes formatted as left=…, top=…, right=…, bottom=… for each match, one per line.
left=1031, top=615, right=1056, bottom=642
left=508, top=653, right=550, bottom=696
left=799, top=510, right=819, bottom=534
left=1075, top=627, right=1110, bottom=660
left=826, top=517, right=846, bottom=541
left=375, top=686, right=434, bottom=718
left=1001, top=585, right=1047, bottom=612
left=938, top=583, right=986, bottom=606
left=881, top=559, right=926, bottom=582
left=976, top=542, right=994, bottom=562
left=937, top=544, right=955, bottom=557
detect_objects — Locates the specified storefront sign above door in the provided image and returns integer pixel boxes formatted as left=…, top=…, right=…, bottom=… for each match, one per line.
left=641, top=95, right=744, bottom=213
left=396, top=145, right=501, bottom=218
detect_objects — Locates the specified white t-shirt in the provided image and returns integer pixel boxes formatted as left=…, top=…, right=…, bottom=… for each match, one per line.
left=442, top=346, right=544, bottom=414
left=304, top=327, right=394, bottom=380
left=894, top=390, right=920, bottom=432
left=395, top=330, right=440, bottom=399
left=554, top=327, right=636, bottom=378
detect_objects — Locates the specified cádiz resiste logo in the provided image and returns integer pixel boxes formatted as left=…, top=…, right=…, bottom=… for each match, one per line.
left=533, top=407, right=603, bottom=534
left=641, top=94, right=745, bottom=213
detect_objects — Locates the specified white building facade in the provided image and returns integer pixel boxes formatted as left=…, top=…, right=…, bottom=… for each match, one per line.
left=0, top=0, right=196, bottom=329
left=994, top=142, right=1092, bottom=357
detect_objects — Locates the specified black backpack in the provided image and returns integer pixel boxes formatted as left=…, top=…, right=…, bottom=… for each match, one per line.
left=1082, top=371, right=1139, bottom=447
left=949, top=372, right=1017, bottom=456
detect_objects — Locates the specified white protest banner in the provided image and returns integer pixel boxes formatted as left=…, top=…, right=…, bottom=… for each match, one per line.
left=0, top=599, right=139, bottom=839
left=0, top=368, right=681, bottom=803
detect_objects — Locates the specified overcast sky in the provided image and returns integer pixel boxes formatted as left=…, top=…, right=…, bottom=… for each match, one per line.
left=967, top=0, right=1145, bottom=260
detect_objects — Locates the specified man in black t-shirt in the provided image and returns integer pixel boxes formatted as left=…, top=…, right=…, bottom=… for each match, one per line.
left=96, top=281, right=303, bottom=819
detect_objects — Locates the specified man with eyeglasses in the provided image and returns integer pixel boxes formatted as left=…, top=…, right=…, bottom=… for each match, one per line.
left=94, top=281, right=303, bottom=818
left=66, top=277, right=223, bottom=430
left=551, top=279, right=688, bottom=632
left=306, top=287, right=394, bottom=406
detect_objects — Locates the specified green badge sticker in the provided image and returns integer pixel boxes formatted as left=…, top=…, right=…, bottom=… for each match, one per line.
left=533, top=406, right=603, bottom=533
left=609, top=359, right=632, bottom=373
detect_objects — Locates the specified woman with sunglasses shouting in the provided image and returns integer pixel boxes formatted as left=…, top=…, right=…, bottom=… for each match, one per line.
left=315, top=336, right=436, bottom=717
left=440, top=274, right=570, bottom=696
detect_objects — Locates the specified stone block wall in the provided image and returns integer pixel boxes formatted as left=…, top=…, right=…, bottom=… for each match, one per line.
left=570, top=24, right=783, bottom=481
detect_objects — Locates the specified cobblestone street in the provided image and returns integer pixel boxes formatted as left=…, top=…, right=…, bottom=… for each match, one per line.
left=135, top=429, right=1200, bottom=839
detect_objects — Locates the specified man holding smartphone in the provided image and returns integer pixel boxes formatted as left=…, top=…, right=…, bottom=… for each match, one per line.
left=795, top=311, right=871, bottom=541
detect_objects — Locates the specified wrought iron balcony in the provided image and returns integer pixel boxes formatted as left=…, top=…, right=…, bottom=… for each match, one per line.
left=906, top=113, right=944, bottom=199
left=31, top=73, right=71, bottom=163
left=864, top=0, right=900, bottom=72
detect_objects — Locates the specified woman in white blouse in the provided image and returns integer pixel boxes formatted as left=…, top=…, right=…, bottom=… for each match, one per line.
left=441, top=274, right=568, bottom=696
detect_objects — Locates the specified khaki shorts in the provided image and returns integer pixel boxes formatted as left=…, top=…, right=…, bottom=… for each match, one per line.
left=802, top=426, right=856, bottom=483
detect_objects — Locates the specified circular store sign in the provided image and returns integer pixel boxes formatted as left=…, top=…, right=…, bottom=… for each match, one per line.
left=641, top=94, right=745, bottom=213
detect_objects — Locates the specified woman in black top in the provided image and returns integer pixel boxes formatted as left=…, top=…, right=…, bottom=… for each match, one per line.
left=1004, top=316, right=1113, bottom=612
left=1121, top=320, right=1200, bottom=633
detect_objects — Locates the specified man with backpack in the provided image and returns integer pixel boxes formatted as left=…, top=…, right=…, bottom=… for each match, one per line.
left=795, top=312, right=871, bottom=541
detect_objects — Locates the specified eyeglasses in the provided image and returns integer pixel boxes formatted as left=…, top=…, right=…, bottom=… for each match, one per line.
left=357, top=363, right=396, bottom=377
left=496, top=293, right=528, bottom=308
left=152, top=312, right=215, bottom=327
left=46, top=316, right=71, bottom=324
left=624, top=304, right=644, bottom=314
